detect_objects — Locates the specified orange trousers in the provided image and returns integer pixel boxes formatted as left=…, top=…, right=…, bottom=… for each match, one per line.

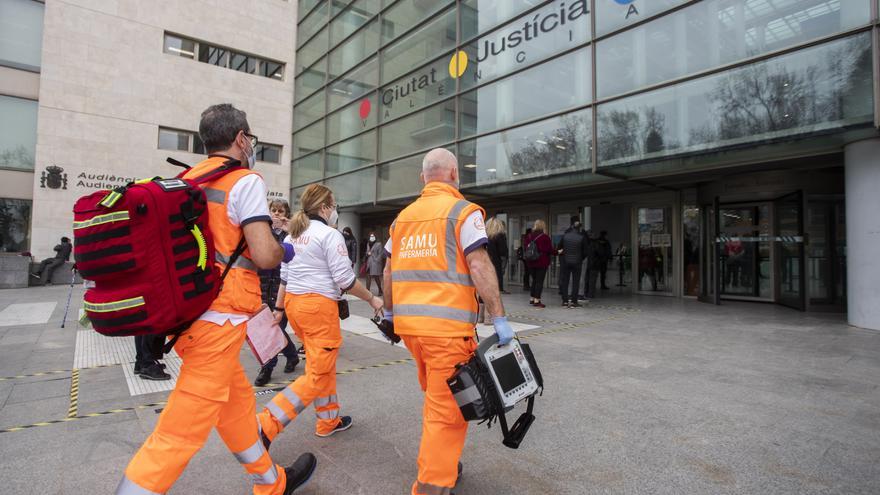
left=258, top=293, right=342, bottom=439
left=117, top=320, right=285, bottom=495
left=403, top=335, right=477, bottom=495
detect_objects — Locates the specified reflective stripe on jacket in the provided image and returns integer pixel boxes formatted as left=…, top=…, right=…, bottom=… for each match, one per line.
left=390, top=182, right=485, bottom=338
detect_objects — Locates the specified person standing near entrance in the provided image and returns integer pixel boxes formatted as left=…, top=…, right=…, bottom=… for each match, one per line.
left=583, top=230, right=600, bottom=299
left=365, top=233, right=385, bottom=295
left=519, top=227, right=532, bottom=290
left=382, top=148, right=514, bottom=495
left=558, top=216, right=587, bottom=308
left=258, top=184, right=384, bottom=445
left=486, top=217, right=510, bottom=294
left=342, top=227, right=358, bottom=268
left=526, top=220, right=553, bottom=308
left=116, top=103, right=316, bottom=495
left=597, top=230, right=613, bottom=290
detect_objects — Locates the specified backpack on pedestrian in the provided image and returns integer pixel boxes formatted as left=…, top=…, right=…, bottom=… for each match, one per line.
left=523, top=236, right=541, bottom=262
left=72, top=159, right=246, bottom=343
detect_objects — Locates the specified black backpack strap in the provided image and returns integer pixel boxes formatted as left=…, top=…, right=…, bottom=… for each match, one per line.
left=166, top=157, right=192, bottom=170
left=220, top=237, right=248, bottom=283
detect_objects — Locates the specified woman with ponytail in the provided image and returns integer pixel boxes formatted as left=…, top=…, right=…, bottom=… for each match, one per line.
left=258, top=184, right=384, bottom=443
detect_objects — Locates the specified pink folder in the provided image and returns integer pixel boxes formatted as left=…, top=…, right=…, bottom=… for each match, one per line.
left=246, top=305, right=287, bottom=366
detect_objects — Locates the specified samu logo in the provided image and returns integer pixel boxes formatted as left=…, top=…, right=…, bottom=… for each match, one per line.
left=614, top=0, right=640, bottom=19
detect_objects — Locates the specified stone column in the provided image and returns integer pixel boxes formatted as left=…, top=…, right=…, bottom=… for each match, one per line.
left=844, top=138, right=880, bottom=331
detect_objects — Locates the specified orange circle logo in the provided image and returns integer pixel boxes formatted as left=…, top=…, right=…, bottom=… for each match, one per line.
left=448, top=51, right=468, bottom=79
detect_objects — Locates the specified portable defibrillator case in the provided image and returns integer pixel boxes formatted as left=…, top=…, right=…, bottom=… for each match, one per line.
left=447, top=334, right=543, bottom=449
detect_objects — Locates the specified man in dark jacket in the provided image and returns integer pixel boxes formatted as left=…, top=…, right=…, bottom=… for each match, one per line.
left=597, top=230, right=613, bottom=290
left=557, top=217, right=587, bottom=307
left=255, top=200, right=300, bottom=387
left=31, top=236, right=72, bottom=285
left=583, top=230, right=600, bottom=299
left=342, top=227, right=358, bottom=268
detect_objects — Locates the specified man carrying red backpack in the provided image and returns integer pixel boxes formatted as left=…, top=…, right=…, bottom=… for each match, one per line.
left=115, top=104, right=316, bottom=495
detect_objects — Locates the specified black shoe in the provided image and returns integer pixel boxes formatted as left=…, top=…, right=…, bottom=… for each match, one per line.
left=134, top=363, right=144, bottom=375
left=561, top=301, right=569, bottom=308
left=298, top=347, right=306, bottom=357
left=284, top=357, right=299, bottom=373
left=578, top=296, right=587, bottom=301
left=570, top=302, right=582, bottom=308
left=457, top=462, right=463, bottom=484
left=254, top=367, right=272, bottom=387
left=316, top=415, right=352, bottom=437
left=282, top=453, right=317, bottom=494
left=139, top=363, right=171, bottom=381
left=29, top=273, right=40, bottom=279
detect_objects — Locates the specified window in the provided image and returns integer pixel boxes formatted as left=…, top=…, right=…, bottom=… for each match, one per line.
left=380, top=0, right=454, bottom=46
left=459, top=1, right=591, bottom=92
left=380, top=7, right=457, bottom=84
left=330, top=0, right=380, bottom=47
left=378, top=54, right=455, bottom=123
left=230, top=52, right=257, bottom=74
left=295, top=58, right=327, bottom=102
left=596, top=0, right=873, bottom=98
left=327, top=96, right=377, bottom=145
left=0, top=95, right=38, bottom=171
left=325, top=131, right=376, bottom=175
left=292, top=152, right=323, bottom=186
left=328, top=19, right=380, bottom=80
left=298, top=1, right=330, bottom=46
left=255, top=143, right=283, bottom=164
left=294, top=90, right=326, bottom=131
left=379, top=99, right=455, bottom=161
left=293, top=119, right=325, bottom=156
left=459, top=47, right=591, bottom=138
left=0, top=0, right=44, bottom=71
left=597, top=33, right=874, bottom=166
left=164, top=34, right=196, bottom=59
left=163, top=33, right=284, bottom=80
left=595, top=0, right=689, bottom=37
left=324, top=168, right=375, bottom=207
left=297, top=26, right=328, bottom=75
left=0, top=198, right=31, bottom=253
left=460, top=0, right=543, bottom=40
left=328, top=57, right=378, bottom=112
left=157, top=127, right=205, bottom=154
left=458, top=108, right=592, bottom=187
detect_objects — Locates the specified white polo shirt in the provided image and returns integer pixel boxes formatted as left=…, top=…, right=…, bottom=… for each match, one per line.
left=199, top=174, right=272, bottom=326
left=281, top=218, right=356, bottom=301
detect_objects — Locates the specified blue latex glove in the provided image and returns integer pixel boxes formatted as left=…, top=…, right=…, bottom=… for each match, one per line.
left=281, top=243, right=295, bottom=263
left=383, top=309, right=393, bottom=322
left=493, top=316, right=514, bottom=346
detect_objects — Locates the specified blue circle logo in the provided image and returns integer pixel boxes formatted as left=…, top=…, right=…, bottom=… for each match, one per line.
left=614, top=0, right=635, bottom=4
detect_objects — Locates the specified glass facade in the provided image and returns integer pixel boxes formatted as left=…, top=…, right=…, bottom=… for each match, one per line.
left=0, top=95, right=38, bottom=171
left=291, top=0, right=876, bottom=204
left=0, top=0, right=43, bottom=71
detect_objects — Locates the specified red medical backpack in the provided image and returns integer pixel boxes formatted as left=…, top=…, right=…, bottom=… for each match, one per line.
left=72, top=161, right=245, bottom=338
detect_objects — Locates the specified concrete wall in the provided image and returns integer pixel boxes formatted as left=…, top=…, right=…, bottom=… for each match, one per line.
left=844, top=138, right=880, bottom=331
left=31, top=0, right=297, bottom=258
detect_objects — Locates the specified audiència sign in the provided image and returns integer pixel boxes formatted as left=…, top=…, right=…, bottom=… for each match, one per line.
left=371, top=0, right=589, bottom=119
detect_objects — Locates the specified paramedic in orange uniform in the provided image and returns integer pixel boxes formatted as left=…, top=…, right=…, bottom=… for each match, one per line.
left=382, top=148, right=515, bottom=495
left=257, top=184, right=384, bottom=444
left=116, top=104, right=316, bottom=495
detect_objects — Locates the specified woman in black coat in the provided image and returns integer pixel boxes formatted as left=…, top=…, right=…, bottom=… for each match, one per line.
left=486, top=217, right=510, bottom=294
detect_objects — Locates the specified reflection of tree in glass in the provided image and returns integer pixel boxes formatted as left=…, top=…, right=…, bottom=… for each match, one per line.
left=597, top=107, right=673, bottom=161
left=644, top=108, right=665, bottom=153
left=693, top=38, right=871, bottom=145
left=0, top=145, right=35, bottom=169
left=508, top=114, right=588, bottom=176
left=0, top=199, right=30, bottom=252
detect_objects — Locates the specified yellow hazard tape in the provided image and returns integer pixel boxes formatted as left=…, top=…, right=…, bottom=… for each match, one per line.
left=68, top=369, right=79, bottom=418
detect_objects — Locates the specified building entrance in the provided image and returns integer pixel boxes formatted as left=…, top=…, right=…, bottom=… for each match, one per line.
left=705, top=192, right=807, bottom=310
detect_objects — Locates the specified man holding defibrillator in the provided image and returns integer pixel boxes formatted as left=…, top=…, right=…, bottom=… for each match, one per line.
left=382, top=148, right=515, bottom=495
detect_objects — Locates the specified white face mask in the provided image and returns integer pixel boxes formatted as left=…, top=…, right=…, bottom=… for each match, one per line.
left=369, top=235, right=376, bottom=242
left=328, top=207, right=339, bottom=227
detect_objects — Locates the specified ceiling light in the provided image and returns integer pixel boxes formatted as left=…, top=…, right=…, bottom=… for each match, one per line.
left=555, top=145, right=566, bottom=150
left=487, top=168, right=497, bottom=172
left=464, top=164, right=477, bottom=168
left=536, top=140, right=547, bottom=145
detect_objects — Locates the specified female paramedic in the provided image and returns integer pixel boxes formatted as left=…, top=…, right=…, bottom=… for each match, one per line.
left=257, top=183, right=384, bottom=443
